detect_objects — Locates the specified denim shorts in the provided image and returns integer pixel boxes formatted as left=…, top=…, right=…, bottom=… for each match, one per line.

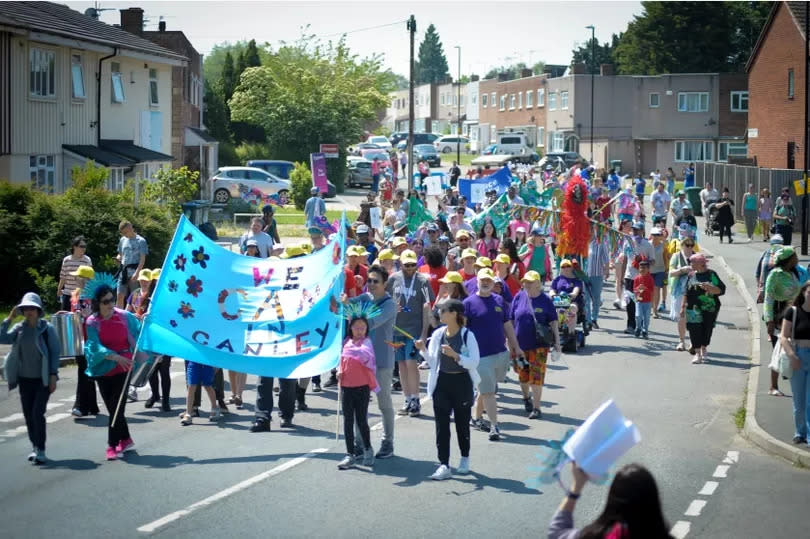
left=652, top=271, right=667, bottom=288
left=186, top=361, right=214, bottom=386
left=395, top=336, right=418, bottom=362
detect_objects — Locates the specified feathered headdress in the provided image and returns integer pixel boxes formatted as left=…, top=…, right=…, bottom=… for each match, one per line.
left=343, top=300, right=383, bottom=322
left=81, top=272, right=118, bottom=300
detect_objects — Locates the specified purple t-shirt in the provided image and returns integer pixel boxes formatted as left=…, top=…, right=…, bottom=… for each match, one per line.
left=551, top=275, right=583, bottom=297
left=463, top=293, right=508, bottom=357
left=510, top=290, right=556, bottom=351
left=464, top=278, right=513, bottom=304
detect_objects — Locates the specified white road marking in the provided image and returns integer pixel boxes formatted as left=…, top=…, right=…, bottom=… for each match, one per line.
left=0, top=413, right=24, bottom=423
left=712, top=464, right=729, bottom=478
left=3, top=426, right=27, bottom=437
left=137, top=448, right=329, bottom=534
left=722, top=450, right=739, bottom=464
left=59, top=397, right=76, bottom=403
left=46, top=402, right=63, bottom=410
left=670, top=520, right=691, bottom=539
left=684, top=500, right=707, bottom=517
left=46, top=413, right=71, bottom=423
left=698, top=481, right=719, bottom=496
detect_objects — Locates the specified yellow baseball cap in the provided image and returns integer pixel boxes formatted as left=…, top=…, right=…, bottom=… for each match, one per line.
left=461, top=248, right=478, bottom=259
left=349, top=245, right=368, bottom=257
left=391, top=237, right=408, bottom=248
left=560, top=259, right=573, bottom=268
left=494, top=253, right=511, bottom=265
left=521, top=270, right=541, bottom=283
left=475, top=256, right=492, bottom=268
left=377, top=248, right=398, bottom=261
left=150, top=268, right=161, bottom=281
left=399, top=249, right=418, bottom=264
left=299, top=243, right=312, bottom=254
left=455, top=230, right=471, bottom=239
left=439, top=271, right=463, bottom=284
left=280, top=245, right=306, bottom=259
left=477, top=268, right=495, bottom=281
left=137, top=269, right=153, bottom=281
left=69, top=265, right=95, bottom=280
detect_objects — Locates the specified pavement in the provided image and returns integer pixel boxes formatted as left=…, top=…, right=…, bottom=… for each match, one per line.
left=1, top=245, right=808, bottom=538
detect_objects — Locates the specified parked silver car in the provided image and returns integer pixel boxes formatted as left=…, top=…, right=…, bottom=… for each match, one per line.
left=434, top=135, right=470, bottom=154
left=211, top=166, right=291, bottom=205
left=347, top=157, right=373, bottom=188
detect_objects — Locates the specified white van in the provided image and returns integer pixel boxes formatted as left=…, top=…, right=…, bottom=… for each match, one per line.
left=497, top=133, right=533, bottom=155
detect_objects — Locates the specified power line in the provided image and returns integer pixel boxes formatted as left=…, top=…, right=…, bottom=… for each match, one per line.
left=317, top=19, right=408, bottom=39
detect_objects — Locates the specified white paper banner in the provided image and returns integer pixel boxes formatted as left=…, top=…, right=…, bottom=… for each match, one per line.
left=369, top=207, right=382, bottom=232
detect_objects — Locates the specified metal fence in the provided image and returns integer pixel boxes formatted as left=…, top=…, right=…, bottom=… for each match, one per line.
left=695, top=162, right=803, bottom=209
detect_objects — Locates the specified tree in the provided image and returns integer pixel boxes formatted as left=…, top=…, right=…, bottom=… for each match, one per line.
left=142, top=166, right=200, bottom=218
left=483, top=62, right=528, bottom=81
left=221, top=51, right=237, bottom=102
left=613, top=1, right=772, bottom=74
left=571, top=34, right=621, bottom=73
left=415, top=24, right=450, bottom=84
left=229, top=36, right=393, bottom=192
left=203, top=79, right=230, bottom=143
left=244, top=39, right=262, bottom=68
left=391, top=72, right=409, bottom=90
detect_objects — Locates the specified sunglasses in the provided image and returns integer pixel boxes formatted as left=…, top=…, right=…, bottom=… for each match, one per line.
left=100, top=298, right=115, bottom=305
left=403, top=263, right=417, bottom=268
left=367, top=278, right=381, bottom=284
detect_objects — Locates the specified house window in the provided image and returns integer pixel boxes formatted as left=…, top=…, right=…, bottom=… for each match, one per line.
left=788, top=69, right=795, bottom=99
left=537, top=88, right=545, bottom=107
left=649, top=92, right=660, bottom=108
left=453, top=94, right=457, bottom=106
left=551, top=132, right=565, bottom=152
left=518, top=92, right=523, bottom=108
left=561, top=91, right=569, bottom=109
left=29, top=155, right=55, bottom=192
left=499, top=95, right=506, bottom=111
left=675, top=140, right=713, bottom=161
left=70, top=54, right=85, bottom=99
left=730, top=91, right=748, bottom=112
left=107, top=167, right=125, bottom=192
left=111, top=62, right=125, bottom=103
left=29, top=47, right=55, bottom=98
left=537, top=126, right=545, bottom=147
left=548, top=91, right=557, bottom=111
left=491, top=92, right=496, bottom=107
left=718, top=142, right=748, bottom=161
left=482, top=93, right=488, bottom=107
left=440, top=94, right=445, bottom=105
left=509, top=94, right=516, bottom=110
left=677, top=92, right=709, bottom=112
left=149, top=68, right=159, bottom=106
left=526, top=90, right=533, bottom=108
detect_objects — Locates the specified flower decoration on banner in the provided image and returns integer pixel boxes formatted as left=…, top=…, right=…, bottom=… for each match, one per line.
left=178, top=301, right=195, bottom=319
left=331, top=242, right=342, bottom=265
left=184, top=233, right=194, bottom=243
left=313, top=215, right=336, bottom=235
left=168, top=280, right=178, bottom=292
left=169, top=319, right=178, bottom=328
left=185, top=275, right=203, bottom=297
left=191, top=246, right=210, bottom=269
left=174, top=254, right=187, bottom=271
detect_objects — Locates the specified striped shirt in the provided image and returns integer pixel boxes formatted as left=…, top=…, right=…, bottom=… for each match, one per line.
left=59, top=254, right=92, bottom=295
left=587, top=239, right=610, bottom=278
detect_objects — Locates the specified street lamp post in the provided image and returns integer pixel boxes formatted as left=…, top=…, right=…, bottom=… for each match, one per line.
left=585, top=25, right=595, bottom=164
left=455, top=45, right=461, bottom=165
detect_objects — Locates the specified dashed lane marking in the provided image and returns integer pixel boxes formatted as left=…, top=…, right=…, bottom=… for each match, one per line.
left=137, top=448, right=329, bottom=534
left=0, top=413, right=24, bottom=423
left=698, top=481, right=719, bottom=496
left=712, top=465, right=729, bottom=478
left=671, top=521, right=691, bottom=539
left=684, top=500, right=707, bottom=517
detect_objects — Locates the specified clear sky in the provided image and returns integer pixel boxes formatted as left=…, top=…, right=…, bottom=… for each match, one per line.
left=66, top=0, right=642, bottom=76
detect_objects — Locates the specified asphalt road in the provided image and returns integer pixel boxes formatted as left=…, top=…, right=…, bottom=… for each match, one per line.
left=1, top=259, right=807, bottom=538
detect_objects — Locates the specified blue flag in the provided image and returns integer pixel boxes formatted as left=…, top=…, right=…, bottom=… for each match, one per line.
left=138, top=215, right=346, bottom=378
left=458, top=166, right=513, bottom=203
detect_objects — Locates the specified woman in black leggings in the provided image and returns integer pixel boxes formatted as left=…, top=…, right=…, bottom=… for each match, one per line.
left=415, top=299, right=481, bottom=481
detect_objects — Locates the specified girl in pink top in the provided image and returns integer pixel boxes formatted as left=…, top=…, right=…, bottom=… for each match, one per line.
left=337, top=316, right=378, bottom=470
left=476, top=220, right=500, bottom=258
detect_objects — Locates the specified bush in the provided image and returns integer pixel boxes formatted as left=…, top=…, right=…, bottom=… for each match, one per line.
left=142, top=166, right=200, bottom=218
left=234, top=141, right=273, bottom=164
left=0, top=162, right=174, bottom=309
left=218, top=141, right=240, bottom=167
left=289, top=162, right=312, bottom=210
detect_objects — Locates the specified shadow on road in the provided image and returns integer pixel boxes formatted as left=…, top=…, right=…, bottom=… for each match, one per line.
left=41, top=458, right=100, bottom=471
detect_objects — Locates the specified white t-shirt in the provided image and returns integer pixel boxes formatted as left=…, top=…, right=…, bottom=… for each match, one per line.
left=240, top=231, right=274, bottom=258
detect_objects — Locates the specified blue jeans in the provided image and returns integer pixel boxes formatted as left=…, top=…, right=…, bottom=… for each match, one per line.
left=667, top=179, right=675, bottom=195
left=790, top=347, right=810, bottom=440
left=585, top=276, right=604, bottom=322
left=635, top=302, right=651, bottom=333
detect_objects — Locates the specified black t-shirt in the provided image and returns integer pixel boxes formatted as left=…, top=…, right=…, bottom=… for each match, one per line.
left=450, top=166, right=461, bottom=181
left=788, top=305, right=810, bottom=339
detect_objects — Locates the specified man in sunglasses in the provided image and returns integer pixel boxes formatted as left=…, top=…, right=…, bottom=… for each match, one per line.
left=386, top=250, right=434, bottom=418
left=446, top=230, right=472, bottom=271
left=345, top=265, right=397, bottom=458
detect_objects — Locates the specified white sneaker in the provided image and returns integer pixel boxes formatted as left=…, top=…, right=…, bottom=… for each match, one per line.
left=431, top=464, right=452, bottom=480
left=457, top=456, right=470, bottom=474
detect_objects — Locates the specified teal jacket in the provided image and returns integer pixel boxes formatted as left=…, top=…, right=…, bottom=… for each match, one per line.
left=0, top=318, right=60, bottom=390
left=84, top=308, right=141, bottom=377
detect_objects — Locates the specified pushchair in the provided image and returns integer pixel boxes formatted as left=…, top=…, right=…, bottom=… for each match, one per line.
left=704, top=200, right=720, bottom=236
left=553, top=293, right=586, bottom=353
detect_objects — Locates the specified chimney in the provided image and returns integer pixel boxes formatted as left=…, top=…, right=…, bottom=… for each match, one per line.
left=521, top=68, right=533, bottom=79
left=120, top=7, right=144, bottom=36
left=600, top=63, right=614, bottom=76
left=158, top=20, right=166, bottom=32
left=572, top=63, right=586, bottom=75
left=471, top=74, right=479, bottom=82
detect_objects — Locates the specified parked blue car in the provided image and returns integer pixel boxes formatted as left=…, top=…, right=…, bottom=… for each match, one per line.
left=247, top=159, right=336, bottom=197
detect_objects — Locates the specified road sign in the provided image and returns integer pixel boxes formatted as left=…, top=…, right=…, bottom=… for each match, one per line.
left=319, top=144, right=339, bottom=158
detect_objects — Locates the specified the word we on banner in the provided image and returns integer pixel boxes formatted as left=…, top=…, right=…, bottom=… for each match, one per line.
left=138, top=215, right=346, bottom=378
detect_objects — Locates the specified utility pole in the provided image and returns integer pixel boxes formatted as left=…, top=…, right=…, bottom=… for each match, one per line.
left=407, top=15, right=416, bottom=192
left=586, top=25, right=595, bottom=164
left=455, top=45, right=461, bottom=165
left=802, top=2, right=808, bottom=255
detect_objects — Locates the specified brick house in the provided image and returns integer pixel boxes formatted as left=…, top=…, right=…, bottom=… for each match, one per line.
left=746, top=1, right=808, bottom=169
left=120, top=8, right=218, bottom=191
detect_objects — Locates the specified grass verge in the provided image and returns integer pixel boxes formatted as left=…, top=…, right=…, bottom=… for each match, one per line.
left=734, top=386, right=748, bottom=430
left=441, top=153, right=475, bottom=167
left=216, top=209, right=358, bottom=239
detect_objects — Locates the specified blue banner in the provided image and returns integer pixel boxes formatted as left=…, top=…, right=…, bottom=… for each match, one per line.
left=138, top=215, right=345, bottom=378
left=458, top=166, right=513, bottom=203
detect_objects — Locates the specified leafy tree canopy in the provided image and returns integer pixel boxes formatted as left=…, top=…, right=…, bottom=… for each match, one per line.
left=571, top=34, right=622, bottom=73
left=415, top=24, right=450, bottom=84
